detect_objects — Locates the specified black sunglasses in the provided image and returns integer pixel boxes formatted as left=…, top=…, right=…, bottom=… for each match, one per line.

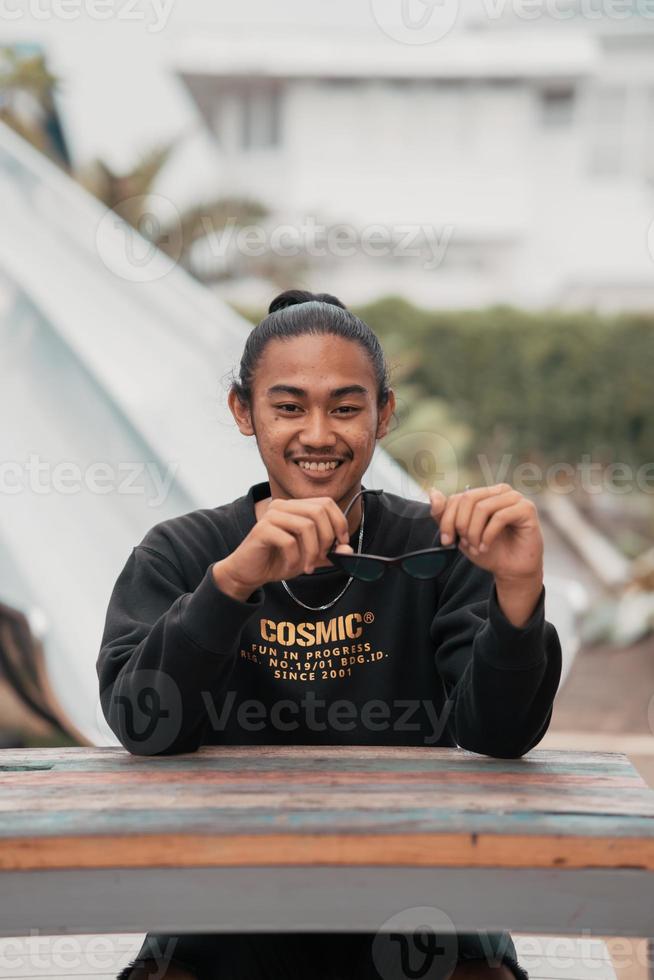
left=325, top=488, right=460, bottom=582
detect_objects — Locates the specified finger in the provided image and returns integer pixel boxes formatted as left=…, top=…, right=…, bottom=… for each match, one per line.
left=326, top=496, right=352, bottom=544
left=455, top=484, right=512, bottom=545
left=438, top=492, right=464, bottom=545
left=277, top=497, right=347, bottom=554
left=284, top=513, right=323, bottom=573
left=301, top=499, right=345, bottom=553
left=466, top=490, right=518, bottom=550
left=266, top=511, right=321, bottom=573
left=429, top=488, right=447, bottom=518
left=479, top=500, right=538, bottom=551
left=452, top=486, right=478, bottom=546
left=262, top=524, right=302, bottom=576
left=293, top=496, right=349, bottom=545
left=477, top=501, right=528, bottom=552
left=432, top=486, right=491, bottom=543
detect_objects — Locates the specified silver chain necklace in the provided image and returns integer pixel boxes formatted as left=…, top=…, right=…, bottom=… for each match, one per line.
left=280, top=497, right=365, bottom=612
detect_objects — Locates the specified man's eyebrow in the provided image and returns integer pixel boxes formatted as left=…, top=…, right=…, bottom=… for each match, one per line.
left=266, top=384, right=369, bottom=398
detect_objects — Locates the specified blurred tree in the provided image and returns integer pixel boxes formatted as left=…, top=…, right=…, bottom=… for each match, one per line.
left=0, top=46, right=68, bottom=165
left=165, top=195, right=276, bottom=282
left=78, top=142, right=176, bottom=229
left=79, top=147, right=274, bottom=282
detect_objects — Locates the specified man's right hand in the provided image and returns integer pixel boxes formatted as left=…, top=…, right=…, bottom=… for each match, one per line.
left=212, top=495, right=355, bottom=600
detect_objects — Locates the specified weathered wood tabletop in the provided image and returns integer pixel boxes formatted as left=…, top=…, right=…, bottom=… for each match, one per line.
left=1, top=745, right=653, bottom=937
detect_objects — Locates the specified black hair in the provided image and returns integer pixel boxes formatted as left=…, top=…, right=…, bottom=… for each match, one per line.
left=229, top=289, right=393, bottom=416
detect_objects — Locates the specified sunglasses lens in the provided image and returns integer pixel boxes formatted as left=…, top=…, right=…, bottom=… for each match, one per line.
left=331, top=554, right=385, bottom=582
left=400, top=552, right=454, bottom=579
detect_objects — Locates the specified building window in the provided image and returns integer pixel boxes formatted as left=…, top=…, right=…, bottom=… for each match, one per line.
left=240, top=87, right=281, bottom=150
left=211, top=98, right=222, bottom=146
left=644, top=87, right=654, bottom=181
left=538, top=86, right=576, bottom=127
left=588, top=86, right=626, bottom=177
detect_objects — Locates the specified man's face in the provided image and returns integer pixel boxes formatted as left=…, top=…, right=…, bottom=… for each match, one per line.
left=229, top=333, right=394, bottom=507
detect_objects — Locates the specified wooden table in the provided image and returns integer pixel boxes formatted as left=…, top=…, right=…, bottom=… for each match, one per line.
left=1, top=745, right=653, bottom=938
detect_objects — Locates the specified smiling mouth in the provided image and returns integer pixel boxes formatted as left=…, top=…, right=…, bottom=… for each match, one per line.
left=291, top=459, right=346, bottom=473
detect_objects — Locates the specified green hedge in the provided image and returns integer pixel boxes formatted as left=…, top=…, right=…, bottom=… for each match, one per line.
left=353, top=297, right=654, bottom=469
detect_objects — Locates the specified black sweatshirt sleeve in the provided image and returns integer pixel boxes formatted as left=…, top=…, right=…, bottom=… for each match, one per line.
left=96, top=545, right=265, bottom=756
left=430, top=554, right=562, bottom=759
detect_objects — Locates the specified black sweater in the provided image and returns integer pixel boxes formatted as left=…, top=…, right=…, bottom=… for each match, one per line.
left=97, top=481, right=562, bottom=757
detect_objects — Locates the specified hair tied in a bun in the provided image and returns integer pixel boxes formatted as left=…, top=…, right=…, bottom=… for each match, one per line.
left=268, top=289, right=347, bottom=315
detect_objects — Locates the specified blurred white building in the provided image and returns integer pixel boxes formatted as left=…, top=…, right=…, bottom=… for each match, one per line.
left=174, top=19, right=654, bottom=311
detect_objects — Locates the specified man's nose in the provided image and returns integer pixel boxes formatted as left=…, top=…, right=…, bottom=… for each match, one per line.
left=300, top=410, right=337, bottom=445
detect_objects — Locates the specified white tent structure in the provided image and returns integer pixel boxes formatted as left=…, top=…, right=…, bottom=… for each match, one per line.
left=0, top=121, right=581, bottom=747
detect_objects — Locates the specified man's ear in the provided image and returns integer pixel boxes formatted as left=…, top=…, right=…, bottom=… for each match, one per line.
left=228, top=389, right=255, bottom=437
left=376, top=388, right=396, bottom=440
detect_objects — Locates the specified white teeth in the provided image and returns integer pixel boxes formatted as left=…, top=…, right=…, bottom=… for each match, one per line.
left=296, top=460, right=341, bottom=471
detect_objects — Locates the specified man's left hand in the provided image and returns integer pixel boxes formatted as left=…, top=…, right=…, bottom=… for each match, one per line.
left=429, top=483, right=544, bottom=583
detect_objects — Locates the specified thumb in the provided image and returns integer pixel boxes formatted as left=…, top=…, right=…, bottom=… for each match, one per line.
left=334, top=543, right=354, bottom=553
